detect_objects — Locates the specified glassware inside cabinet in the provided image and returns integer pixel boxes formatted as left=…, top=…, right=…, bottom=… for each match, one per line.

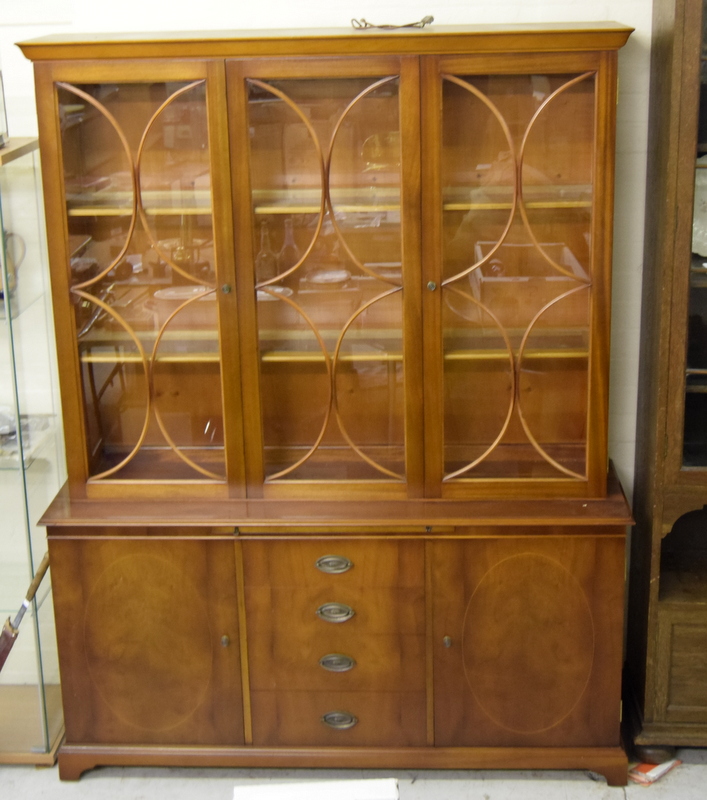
left=441, top=72, right=594, bottom=482
left=57, top=81, right=226, bottom=482
left=246, top=75, right=406, bottom=483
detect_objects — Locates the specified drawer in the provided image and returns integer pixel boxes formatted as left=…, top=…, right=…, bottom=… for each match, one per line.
left=248, top=624, right=425, bottom=691
left=251, top=691, right=427, bottom=747
left=243, top=540, right=425, bottom=590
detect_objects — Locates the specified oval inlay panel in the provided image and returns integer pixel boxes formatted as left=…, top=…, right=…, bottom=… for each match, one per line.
left=84, top=554, right=213, bottom=731
left=462, top=553, right=594, bottom=733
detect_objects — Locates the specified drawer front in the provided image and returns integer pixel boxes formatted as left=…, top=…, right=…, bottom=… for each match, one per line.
left=250, top=691, right=427, bottom=747
left=243, top=540, right=426, bottom=728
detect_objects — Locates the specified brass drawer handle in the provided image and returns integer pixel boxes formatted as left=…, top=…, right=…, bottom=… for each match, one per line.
left=319, top=653, right=356, bottom=672
left=321, top=711, right=358, bottom=730
left=316, top=602, right=355, bottom=623
left=315, top=555, right=353, bottom=574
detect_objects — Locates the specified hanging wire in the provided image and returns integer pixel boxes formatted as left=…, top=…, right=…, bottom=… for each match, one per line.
left=351, top=15, right=434, bottom=30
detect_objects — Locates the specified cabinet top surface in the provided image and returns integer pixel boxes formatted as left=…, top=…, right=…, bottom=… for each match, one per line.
left=17, top=22, right=633, bottom=60
left=41, top=472, right=632, bottom=529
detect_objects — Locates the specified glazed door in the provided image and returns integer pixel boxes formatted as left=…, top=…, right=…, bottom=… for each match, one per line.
left=227, top=57, right=423, bottom=499
left=48, top=533, right=244, bottom=746
left=421, top=52, right=618, bottom=498
left=35, top=61, right=243, bottom=497
left=431, top=533, right=625, bottom=747
left=669, top=0, right=707, bottom=480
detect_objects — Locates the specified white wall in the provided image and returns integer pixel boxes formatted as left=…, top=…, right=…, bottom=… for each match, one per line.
left=0, top=0, right=653, bottom=498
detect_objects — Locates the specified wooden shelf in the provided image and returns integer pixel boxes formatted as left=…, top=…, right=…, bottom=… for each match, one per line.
left=65, top=184, right=593, bottom=217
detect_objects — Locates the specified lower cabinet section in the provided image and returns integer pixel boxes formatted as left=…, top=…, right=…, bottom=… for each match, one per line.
left=49, top=534, right=245, bottom=746
left=47, top=525, right=628, bottom=783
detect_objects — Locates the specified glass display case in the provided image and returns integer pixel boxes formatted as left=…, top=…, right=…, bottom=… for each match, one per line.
left=0, top=138, right=65, bottom=763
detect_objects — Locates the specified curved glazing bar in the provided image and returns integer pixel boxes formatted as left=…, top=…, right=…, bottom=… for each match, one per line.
left=136, top=80, right=213, bottom=288
left=440, top=74, right=517, bottom=288
left=260, top=286, right=334, bottom=481
left=149, top=287, right=224, bottom=480
left=332, top=285, right=405, bottom=480
left=442, top=284, right=517, bottom=481
left=57, top=82, right=138, bottom=291
left=518, top=72, right=595, bottom=282
left=247, top=79, right=326, bottom=290
left=515, top=283, right=590, bottom=479
left=75, top=289, right=152, bottom=481
left=326, top=75, right=402, bottom=286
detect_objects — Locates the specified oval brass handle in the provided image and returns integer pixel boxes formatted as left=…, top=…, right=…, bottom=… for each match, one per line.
left=321, top=711, right=358, bottom=730
left=315, top=555, right=353, bottom=574
left=319, top=653, right=356, bottom=672
left=316, top=602, right=355, bottom=623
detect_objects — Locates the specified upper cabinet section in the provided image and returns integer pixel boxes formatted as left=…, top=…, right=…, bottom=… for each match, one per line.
left=20, top=24, right=632, bottom=501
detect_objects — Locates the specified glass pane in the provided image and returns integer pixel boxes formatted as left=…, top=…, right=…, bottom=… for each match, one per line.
left=58, top=81, right=225, bottom=480
left=247, top=76, right=405, bottom=482
left=685, top=0, right=707, bottom=465
left=1, top=145, right=64, bottom=758
left=441, top=73, right=594, bottom=481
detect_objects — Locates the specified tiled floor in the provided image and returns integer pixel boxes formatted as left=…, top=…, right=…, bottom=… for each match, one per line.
left=1, top=751, right=707, bottom=799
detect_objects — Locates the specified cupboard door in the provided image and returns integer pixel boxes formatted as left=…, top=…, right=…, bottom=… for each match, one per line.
left=432, top=533, right=625, bottom=747
left=36, top=61, right=242, bottom=494
left=422, top=52, right=618, bottom=498
left=227, top=58, right=423, bottom=499
left=242, top=539, right=426, bottom=745
left=49, top=533, right=244, bottom=745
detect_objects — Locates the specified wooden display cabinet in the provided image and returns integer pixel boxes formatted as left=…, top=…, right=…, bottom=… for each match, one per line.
left=627, top=0, right=707, bottom=758
left=19, top=22, right=633, bottom=783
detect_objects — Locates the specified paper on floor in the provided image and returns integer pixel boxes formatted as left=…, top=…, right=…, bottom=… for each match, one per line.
left=233, top=778, right=399, bottom=800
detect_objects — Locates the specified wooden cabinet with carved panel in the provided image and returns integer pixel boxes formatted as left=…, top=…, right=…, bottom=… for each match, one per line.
left=19, top=21, right=632, bottom=784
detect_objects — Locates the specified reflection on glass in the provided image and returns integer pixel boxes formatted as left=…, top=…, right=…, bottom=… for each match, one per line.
left=441, top=73, right=594, bottom=481
left=247, top=76, right=405, bottom=482
left=59, top=81, right=224, bottom=481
